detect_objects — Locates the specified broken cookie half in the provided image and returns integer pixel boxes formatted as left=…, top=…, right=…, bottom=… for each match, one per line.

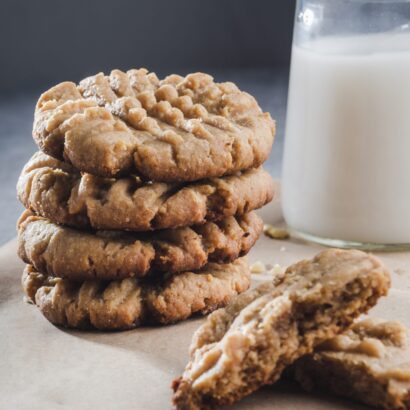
left=172, top=249, right=391, bottom=410
left=293, top=318, right=410, bottom=410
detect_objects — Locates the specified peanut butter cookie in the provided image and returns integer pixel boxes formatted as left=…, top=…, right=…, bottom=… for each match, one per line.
left=18, top=210, right=261, bottom=281
left=293, top=318, right=410, bottom=410
left=172, top=249, right=390, bottom=410
left=33, top=69, right=275, bottom=181
left=22, top=257, right=250, bottom=330
left=17, top=151, right=274, bottom=231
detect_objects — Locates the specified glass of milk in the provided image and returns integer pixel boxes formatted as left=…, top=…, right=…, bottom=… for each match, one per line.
left=282, top=0, right=410, bottom=250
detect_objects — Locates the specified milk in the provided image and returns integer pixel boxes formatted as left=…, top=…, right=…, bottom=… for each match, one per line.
left=282, top=33, right=410, bottom=244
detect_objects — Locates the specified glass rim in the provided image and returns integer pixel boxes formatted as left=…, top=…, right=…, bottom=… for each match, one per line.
left=301, top=0, right=410, bottom=2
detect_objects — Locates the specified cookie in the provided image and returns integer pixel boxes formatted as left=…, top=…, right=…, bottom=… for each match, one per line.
left=22, top=257, right=250, bottom=330
left=33, top=69, right=275, bottom=181
left=293, top=318, right=410, bottom=410
left=18, top=210, right=262, bottom=281
left=172, top=249, right=391, bottom=410
left=17, top=151, right=274, bottom=231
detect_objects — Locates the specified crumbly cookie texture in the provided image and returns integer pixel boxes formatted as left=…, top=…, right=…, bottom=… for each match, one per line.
left=17, top=151, right=274, bottom=231
left=293, top=318, right=410, bottom=410
left=22, top=257, right=250, bottom=330
left=33, top=69, right=275, bottom=181
left=172, top=249, right=391, bottom=410
left=18, top=210, right=262, bottom=281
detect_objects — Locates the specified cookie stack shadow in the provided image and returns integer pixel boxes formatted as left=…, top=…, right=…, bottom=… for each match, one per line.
left=16, top=69, right=276, bottom=330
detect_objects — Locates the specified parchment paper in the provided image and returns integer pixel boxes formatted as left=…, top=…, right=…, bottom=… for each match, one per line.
left=1, top=198, right=410, bottom=410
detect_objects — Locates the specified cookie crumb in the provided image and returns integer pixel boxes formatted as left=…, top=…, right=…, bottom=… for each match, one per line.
left=269, top=264, right=283, bottom=276
left=250, top=261, right=265, bottom=274
left=394, top=268, right=406, bottom=276
left=264, top=225, right=290, bottom=240
left=23, top=296, right=33, bottom=305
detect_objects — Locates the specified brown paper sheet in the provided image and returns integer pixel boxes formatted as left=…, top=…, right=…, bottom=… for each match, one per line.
left=1, top=199, right=410, bottom=409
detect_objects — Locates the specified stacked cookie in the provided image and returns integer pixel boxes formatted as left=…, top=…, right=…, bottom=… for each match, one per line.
left=16, top=69, right=275, bottom=330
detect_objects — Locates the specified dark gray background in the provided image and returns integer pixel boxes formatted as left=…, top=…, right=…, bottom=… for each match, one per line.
left=0, top=0, right=295, bottom=244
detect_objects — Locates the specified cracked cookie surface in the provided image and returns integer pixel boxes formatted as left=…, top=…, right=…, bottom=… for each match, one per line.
left=172, top=249, right=391, bottom=410
left=33, top=69, right=275, bottom=181
left=293, top=318, right=410, bottom=410
left=17, top=151, right=274, bottom=231
left=18, top=210, right=261, bottom=281
left=22, top=257, right=250, bottom=330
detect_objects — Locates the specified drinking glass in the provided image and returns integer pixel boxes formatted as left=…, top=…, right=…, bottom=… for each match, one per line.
left=282, top=0, right=410, bottom=250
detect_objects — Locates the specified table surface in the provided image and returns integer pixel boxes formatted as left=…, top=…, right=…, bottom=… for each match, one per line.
left=0, top=68, right=289, bottom=246
left=2, top=200, right=409, bottom=410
